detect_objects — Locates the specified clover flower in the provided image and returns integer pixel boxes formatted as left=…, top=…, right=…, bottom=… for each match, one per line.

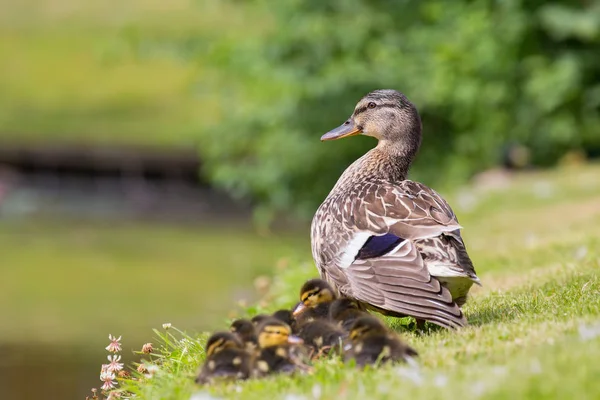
left=141, top=343, right=153, bottom=354
left=100, top=371, right=117, bottom=391
left=106, top=355, right=124, bottom=373
left=106, top=334, right=122, bottom=353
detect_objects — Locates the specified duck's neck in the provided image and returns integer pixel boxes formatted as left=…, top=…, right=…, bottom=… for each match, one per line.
left=369, top=134, right=421, bottom=182
left=329, top=129, right=421, bottom=195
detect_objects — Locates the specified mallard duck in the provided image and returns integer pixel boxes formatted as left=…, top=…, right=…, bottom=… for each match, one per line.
left=230, top=319, right=258, bottom=353
left=329, top=298, right=369, bottom=332
left=311, top=89, right=480, bottom=329
left=293, top=279, right=337, bottom=325
left=296, top=319, right=346, bottom=357
left=345, top=315, right=417, bottom=368
left=195, top=332, right=253, bottom=384
left=255, top=318, right=309, bottom=376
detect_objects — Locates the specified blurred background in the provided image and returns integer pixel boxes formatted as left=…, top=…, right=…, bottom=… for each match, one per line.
left=0, top=0, right=599, bottom=398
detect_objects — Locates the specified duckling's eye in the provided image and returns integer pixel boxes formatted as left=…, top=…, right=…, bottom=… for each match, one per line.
left=275, top=330, right=280, bottom=334
left=367, top=102, right=376, bottom=109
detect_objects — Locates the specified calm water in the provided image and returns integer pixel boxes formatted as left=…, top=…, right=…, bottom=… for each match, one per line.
left=0, top=219, right=310, bottom=400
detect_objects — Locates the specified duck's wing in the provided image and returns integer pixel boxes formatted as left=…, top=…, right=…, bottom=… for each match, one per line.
left=351, top=180, right=462, bottom=239
left=314, top=180, right=470, bottom=328
left=342, top=239, right=466, bottom=328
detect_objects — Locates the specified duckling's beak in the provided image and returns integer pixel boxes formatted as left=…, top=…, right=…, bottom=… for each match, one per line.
left=287, top=335, right=304, bottom=345
left=321, top=119, right=361, bottom=141
left=292, top=302, right=306, bottom=316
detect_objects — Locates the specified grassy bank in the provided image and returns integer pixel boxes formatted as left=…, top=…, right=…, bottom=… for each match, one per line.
left=98, top=163, right=600, bottom=399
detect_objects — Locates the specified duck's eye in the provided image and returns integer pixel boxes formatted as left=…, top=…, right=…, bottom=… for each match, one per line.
left=367, top=102, right=376, bottom=109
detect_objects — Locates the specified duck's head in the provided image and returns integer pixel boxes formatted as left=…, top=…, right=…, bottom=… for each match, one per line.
left=257, top=318, right=303, bottom=348
left=230, top=319, right=256, bottom=340
left=329, top=298, right=360, bottom=320
left=205, top=331, right=243, bottom=357
left=293, top=279, right=336, bottom=316
left=349, top=316, right=388, bottom=340
left=321, top=89, right=421, bottom=147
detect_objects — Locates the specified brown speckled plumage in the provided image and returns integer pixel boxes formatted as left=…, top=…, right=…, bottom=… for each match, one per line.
left=311, top=89, right=480, bottom=329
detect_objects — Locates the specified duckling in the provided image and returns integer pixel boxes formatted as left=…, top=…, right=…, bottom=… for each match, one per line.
left=293, top=279, right=337, bottom=326
left=254, top=318, right=310, bottom=377
left=345, top=315, right=418, bottom=368
left=230, top=319, right=258, bottom=353
left=251, top=314, right=270, bottom=327
left=296, top=319, right=346, bottom=357
left=195, top=332, right=252, bottom=384
left=329, top=298, right=369, bottom=332
left=272, top=309, right=296, bottom=331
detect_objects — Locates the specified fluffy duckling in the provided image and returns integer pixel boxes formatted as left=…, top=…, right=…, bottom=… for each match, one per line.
left=195, top=332, right=252, bottom=384
left=345, top=316, right=418, bottom=368
left=329, top=298, right=369, bottom=332
left=230, top=319, right=258, bottom=353
left=251, top=314, right=270, bottom=327
left=272, top=309, right=296, bottom=331
left=296, top=319, right=346, bottom=357
left=254, top=318, right=309, bottom=376
left=293, top=279, right=337, bottom=326
left=251, top=310, right=296, bottom=330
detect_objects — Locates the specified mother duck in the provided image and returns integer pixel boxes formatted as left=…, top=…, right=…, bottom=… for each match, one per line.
left=311, top=89, right=480, bottom=329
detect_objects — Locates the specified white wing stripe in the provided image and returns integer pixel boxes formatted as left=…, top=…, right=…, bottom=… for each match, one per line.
left=337, top=232, right=371, bottom=269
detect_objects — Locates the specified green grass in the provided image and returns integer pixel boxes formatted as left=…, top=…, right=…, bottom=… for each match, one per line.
left=107, top=163, right=600, bottom=399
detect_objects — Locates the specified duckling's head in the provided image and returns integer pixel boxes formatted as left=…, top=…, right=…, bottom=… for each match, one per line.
left=349, top=316, right=388, bottom=340
left=205, top=331, right=243, bottom=357
left=299, top=279, right=336, bottom=309
left=251, top=314, right=270, bottom=327
left=329, top=298, right=360, bottom=320
left=230, top=319, right=256, bottom=340
left=321, top=89, right=421, bottom=149
left=272, top=309, right=294, bottom=327
left=257, top=318, right=303, bottom=348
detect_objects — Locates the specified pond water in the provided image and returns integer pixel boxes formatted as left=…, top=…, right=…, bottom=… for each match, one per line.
left=0, top=219, right=310, bottom=399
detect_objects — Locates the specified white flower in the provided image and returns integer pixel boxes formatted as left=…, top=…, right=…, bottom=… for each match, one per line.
left=107, top=355, right=124, bottom=373
left=100, top=371, right=117, bottom=390
left=106, top=334, right=122, bottom=353
left=146, top=364, right=160, bottom=374
left=162, top=323, right=172, bottom=330
left=143, top=364, right=160, bottom=379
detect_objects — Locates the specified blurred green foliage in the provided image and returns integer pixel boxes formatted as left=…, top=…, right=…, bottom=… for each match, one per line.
left=2, top=0, right=600, bottom=220
left=184, top=0, right=600, bottom=219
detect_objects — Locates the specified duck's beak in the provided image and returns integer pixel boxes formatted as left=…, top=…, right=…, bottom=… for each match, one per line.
left=292, top=302, right=306, bottom=316
left=321, top=119, right=361, bottom=141
left=287, top=335, right=304, bottom=345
